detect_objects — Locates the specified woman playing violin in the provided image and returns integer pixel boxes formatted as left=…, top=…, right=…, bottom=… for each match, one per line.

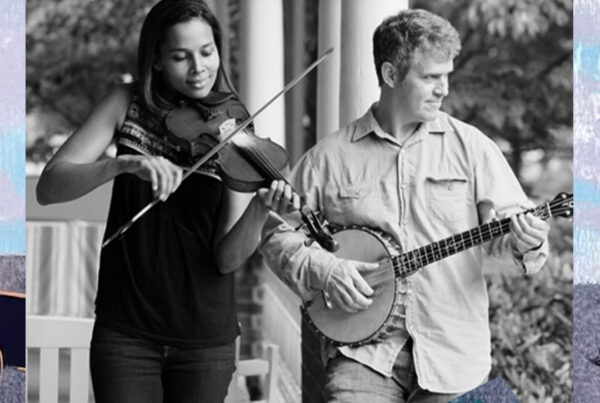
left=36, top=1, right=297, bottom=401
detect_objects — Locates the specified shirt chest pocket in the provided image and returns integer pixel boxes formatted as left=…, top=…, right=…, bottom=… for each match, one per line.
left=324, top=183, right=381, bottom=225
left=426, top=175, right=469, bottom=223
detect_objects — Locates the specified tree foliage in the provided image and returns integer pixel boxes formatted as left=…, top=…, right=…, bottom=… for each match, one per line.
left=487, top=216, right=573, bottom=402
left=413, top=0, right=572, bottom=175
left=26, top=0, right=149, bottom=127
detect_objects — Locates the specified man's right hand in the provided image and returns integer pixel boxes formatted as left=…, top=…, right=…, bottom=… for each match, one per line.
left=324, top=259, right=379, bottom=312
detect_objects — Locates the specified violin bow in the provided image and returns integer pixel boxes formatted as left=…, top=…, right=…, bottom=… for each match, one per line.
left=103, top=48, right=334, bottom=248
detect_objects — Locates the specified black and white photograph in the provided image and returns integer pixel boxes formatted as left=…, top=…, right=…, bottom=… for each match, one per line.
left=25, top=1, right=573, bottom=402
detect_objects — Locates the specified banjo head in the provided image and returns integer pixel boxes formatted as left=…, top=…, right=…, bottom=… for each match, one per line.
left=304, top=227, right=399, bottom=346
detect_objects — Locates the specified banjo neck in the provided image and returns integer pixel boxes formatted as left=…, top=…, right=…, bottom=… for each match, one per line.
left=392, top=193, right=573, bottom=278
left=393, top=216, right=513, bottom=278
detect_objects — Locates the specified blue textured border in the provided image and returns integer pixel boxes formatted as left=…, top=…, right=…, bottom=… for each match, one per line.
left=0, top=0, right=25, bottom=254
left=574, top=0, right=600, bottom=283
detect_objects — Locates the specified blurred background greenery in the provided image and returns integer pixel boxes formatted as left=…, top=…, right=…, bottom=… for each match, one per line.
left=26, top=1, right=573, bottom=402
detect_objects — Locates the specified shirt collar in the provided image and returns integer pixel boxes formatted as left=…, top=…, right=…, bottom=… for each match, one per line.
left=352, top=103, right=447, bottom=143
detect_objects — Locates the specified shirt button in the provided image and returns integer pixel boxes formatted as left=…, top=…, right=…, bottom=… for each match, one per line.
left=403, top=220, right=408, bottom=225
left=401, top=183, right=407, bottom=189
left=448, top=184, right=454, bottom=190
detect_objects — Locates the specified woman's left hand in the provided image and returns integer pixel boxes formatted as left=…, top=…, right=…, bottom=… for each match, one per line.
left=255, top=180, right=301, bottom=215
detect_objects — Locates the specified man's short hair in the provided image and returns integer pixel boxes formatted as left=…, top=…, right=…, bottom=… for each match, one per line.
left=373, top=9, right=461, bottom=86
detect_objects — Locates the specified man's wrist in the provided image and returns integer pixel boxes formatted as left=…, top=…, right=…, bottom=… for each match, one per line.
left=529, top=241, right=544, bottom=252
left=522, top=240, right=545, bottom=255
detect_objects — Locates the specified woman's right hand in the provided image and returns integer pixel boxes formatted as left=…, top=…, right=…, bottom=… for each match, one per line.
left=119, top=155, right=184, bottom=201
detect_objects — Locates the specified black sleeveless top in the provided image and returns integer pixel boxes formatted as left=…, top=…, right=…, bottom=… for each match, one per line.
left=95, top=94, right=240, bottom=348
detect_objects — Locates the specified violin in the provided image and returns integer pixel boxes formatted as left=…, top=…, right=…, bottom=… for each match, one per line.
left=102, top=48, right=335, bottom=249
left=164, top=92, right=288, bottom=192
left=164, top=92, right=339, bottom=252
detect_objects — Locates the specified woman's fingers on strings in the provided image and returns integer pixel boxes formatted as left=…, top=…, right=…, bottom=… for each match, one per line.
left=283, top=184, right=292, bottom=205
left=245, top=180, right=302, bottom=213
left=256, top=181, right=282, bottom=211
left=290, top=192, right=301, bottom=211
left=265, top=180, right=300, bottom=213
left=278, top=184, right=297, bottom=213
left=284, top=185, right=303, bottom=213
left=272, top=180, right=285, bottom=208
left=267, top=180, right=279, bottom=206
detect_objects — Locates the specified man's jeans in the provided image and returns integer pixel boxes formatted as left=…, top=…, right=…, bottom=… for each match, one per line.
left=325, top=342, right=463, bottom=403
left=90, top=322, right=236, bottom=403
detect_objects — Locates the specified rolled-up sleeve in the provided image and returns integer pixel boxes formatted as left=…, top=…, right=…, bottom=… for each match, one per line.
left=483, top=217, right=549, bottom=275
left=521, top=242, right=549, bottom=274
left=258, top=151, right=340, bottom=300
left=260, top=212, right=339, bottom=299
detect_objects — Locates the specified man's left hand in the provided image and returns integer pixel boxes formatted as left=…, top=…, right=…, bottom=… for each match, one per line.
left=509, top=212, right=550, bottom=255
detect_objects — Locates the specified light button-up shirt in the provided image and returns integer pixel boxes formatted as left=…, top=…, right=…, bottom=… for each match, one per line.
left=260, top=105, right=548, bottom=393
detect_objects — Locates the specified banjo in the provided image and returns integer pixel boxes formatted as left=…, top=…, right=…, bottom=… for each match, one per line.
left=302, top=192, right=573, bottom=347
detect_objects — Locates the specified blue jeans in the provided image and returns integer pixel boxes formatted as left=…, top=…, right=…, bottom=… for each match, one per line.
left=90, top=322, right=236, bottom=403
left=324, top=344, right=463, bottom=403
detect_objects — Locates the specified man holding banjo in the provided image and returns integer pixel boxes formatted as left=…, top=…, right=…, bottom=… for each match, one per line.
left=260, top=9, right=553, bottom=403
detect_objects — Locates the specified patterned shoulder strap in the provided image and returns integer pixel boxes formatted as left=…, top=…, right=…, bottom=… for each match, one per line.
left=116, top=95, right=220, bottom=179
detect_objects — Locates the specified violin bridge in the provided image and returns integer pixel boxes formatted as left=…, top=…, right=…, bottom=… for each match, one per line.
left=218, top=118, right=238, bottom=138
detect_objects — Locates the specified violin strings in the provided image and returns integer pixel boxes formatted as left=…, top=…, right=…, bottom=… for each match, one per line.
left=235, top=137, right=285, bottom=180
left=237, top=138, right=312, bottom=209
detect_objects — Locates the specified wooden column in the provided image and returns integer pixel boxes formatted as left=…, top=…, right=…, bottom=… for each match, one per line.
left=239, top=0, right=286, bottom=147
left=283, top=0, right=307, bottom=164
left=316, top=0, right=341, bottom=141
left=236, top=0, right=286, bottom=369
